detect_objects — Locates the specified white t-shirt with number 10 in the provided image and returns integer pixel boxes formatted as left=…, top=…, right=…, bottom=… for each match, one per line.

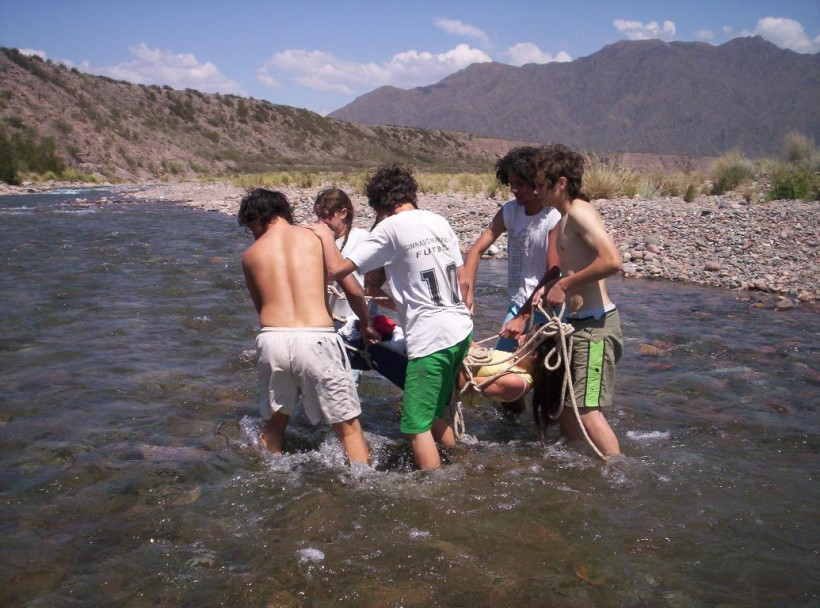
left=346, top=209, right=473, bottom=359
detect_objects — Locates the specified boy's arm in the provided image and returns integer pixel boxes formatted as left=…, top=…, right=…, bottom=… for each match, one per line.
left=546, top=223, right=560, bottom=280
left=306, top=223, right=357, bottom=280
left=364, top=268, right=396, bottom=312
left=456, top=264, right=471, bottom=313
left=546, top=202, right=621, bottom=309
left=338, top=273, right=380, bottom=344
left=462, top=209, right=505, bottom=313
left=241, top=253, right=263, bottom=316
left=498, top=274, right=561, bottom=340
left=498, top=224, right=562, bottom=339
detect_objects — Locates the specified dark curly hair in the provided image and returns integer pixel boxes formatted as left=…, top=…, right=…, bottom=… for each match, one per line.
left=237, top=188, right=293, bottom=227
left=494, top=146, right=540, bottom=188
left=534, top=144, right=586, bottom=200
left=365, top=164, right=418, bottom=215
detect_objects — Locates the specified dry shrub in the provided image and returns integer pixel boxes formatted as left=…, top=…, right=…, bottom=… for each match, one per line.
left=583, top=154, right=639, bottom=199
left=737, top=181, right=764, bottom=204
left=782, top=130, right=816, bottom=165
left=710, top=151, right=756, bottom=195
left=416, top=172, right=496, bottom=195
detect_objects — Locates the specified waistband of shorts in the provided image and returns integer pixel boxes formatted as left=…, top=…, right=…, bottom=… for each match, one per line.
left=259, top=326, right=336, bottom=333
left=566, top=303, right=617, bottom=321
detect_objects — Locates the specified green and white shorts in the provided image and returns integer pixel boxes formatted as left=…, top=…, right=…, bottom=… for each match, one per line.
left=400, top=333, right=472, bottom=435
left=566, top=309, right=623, bottom=409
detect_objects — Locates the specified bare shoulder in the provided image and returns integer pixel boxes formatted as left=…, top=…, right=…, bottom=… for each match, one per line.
left=294, top=224, right=324, bottom=242
left=568, top=199, right=605, bottom=227
left=241, top=239, right=264, bottom=270
left=568, top=198, right=598, bottom=217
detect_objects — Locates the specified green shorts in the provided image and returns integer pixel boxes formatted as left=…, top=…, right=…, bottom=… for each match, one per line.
left=567, top=309, right=623, bottom=409
left=401, top=333, right=472, bottom=435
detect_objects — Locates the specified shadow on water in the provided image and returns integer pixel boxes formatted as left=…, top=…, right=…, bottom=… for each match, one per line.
left=0, top=190, right=817, bottom=607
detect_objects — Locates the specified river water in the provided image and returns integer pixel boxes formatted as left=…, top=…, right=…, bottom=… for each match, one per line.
left=0, top=188, right=817, bottom=607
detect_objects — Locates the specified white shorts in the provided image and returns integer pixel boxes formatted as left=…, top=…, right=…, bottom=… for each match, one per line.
left=255, top=327, right=361, bottom=425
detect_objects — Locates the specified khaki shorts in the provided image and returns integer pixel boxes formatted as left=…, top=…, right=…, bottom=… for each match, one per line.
left=256, top=327, right=361, bottom=425
left=567, top=309, right=623, bottom=409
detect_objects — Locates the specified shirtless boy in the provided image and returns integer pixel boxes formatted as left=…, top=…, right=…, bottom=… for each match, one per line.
left=310, top=165, right=473, bottom=470
left=238, top=188, right=379, bottom=465
left=525, top=145, right=623, bottom=456
left=463, top=146, right=561, bottom=415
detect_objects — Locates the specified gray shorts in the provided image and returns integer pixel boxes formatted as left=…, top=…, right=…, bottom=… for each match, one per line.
left=567, top=309, right=623, bottom=409
left=255, top=327, right=361, bottom=425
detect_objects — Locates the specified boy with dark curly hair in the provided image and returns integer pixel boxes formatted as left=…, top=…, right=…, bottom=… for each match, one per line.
left=463, top=146, right=561, bottom=417
left=514, top=145, right=623, bottom=455
left=310, top=165, right=473, bottom=470
left=238, top=188, right=379, bottom=465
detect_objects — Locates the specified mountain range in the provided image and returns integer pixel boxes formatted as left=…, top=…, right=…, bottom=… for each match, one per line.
left=0, top=48, right=531, bottom=181
left=329, top=37, right=820, bottom=158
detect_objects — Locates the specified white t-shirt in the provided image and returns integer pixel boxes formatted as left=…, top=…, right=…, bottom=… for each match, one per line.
left=501, top=200, right=562, bottom=307
left=346, top=209, right=473, bottom=359
left=328, top=227, right=370, bottom=320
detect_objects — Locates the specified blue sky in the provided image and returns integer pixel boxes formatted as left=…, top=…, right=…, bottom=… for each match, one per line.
left=1, top=0, right=817, bottom=115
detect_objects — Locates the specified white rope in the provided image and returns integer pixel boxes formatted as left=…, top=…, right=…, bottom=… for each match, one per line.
left=451, top=303, right=608, bottom=462
left=546, top=305, right=607, bottom=461
left=327, top=284, right=392, bottom=302
left=333, top=286, right=608, bottom=461
left=458, top=305, right=573, bottom=404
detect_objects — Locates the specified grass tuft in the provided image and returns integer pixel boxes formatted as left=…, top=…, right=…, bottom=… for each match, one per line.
left=710, top=151, right=755, bottom=195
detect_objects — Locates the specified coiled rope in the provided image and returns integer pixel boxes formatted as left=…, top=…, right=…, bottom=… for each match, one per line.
left=330, top=283, right=608, bottom=461
left=450, top=304, right=608, bottom=461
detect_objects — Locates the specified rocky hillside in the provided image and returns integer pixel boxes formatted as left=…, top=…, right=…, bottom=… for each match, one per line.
left=0, top=48, right=534, bottom=181
left=330, top=37, right=820, bottom=158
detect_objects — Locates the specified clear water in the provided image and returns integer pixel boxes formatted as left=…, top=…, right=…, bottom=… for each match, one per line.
left=1, top=189, right=817, bottom=607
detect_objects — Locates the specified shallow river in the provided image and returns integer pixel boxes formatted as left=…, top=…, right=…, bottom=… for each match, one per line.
left=0, top=188, right=817, bottom=607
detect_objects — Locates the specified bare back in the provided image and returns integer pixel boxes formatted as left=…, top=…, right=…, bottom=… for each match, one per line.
left=242, top=221, right=333, bottom=327
left=555, top=199, right=617, bottom=313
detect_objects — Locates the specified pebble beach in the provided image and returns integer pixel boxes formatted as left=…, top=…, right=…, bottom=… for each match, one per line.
left=7, top=180, right=819, bottom=306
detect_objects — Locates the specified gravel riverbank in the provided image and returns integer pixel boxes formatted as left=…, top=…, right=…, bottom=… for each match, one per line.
left=7, top=180, right=818, bottom=306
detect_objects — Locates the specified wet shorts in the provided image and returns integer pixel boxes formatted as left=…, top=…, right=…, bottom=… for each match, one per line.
left=401, top=333, right=472, bottom=434
left=567, top=309, right=623, bottom=409
left=255, top=327, right=361, bottom=425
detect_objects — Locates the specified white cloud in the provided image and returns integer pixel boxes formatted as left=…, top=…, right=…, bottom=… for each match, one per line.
left=258, top=43, right=491, bottom=94
left=613, top=19, right=676, bottom=41
left=19, top=48, right=47, bottom=59
left=749, top=17, right=820, bottom=53
left=255, top=68, right=282, bottom=89
left=505, top=43, right=572, bottom=66
left=433, top=18, right=490, bottom=47
left=80, top=43, right=241, bottom=94
left=694, top=29, right=716, bottom=41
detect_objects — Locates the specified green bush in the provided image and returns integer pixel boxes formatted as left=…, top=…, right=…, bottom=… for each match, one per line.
left=767, top=163, right=820, bottom=201
left=0, top=128, right=18, bottom=184
left=0, top=126, right=67, bottom=184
